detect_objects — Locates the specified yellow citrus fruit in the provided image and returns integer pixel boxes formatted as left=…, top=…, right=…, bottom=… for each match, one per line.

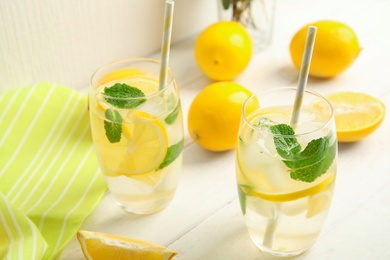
left=240, top=173, right=335, bottom=203
left=307, top=191, right=332, bottom=218
left=77, top=230, right=177, bottom=260
left=94, top=77, right=168, bottom=184
left=194, top=21, right=252, bottom=81
left=290, top=20, right=361, bottom=78
left=188, top=82, right=257, bottom=152
left=117, top=111, right=168, bottom=176
left=97, top=68, right=146, bottom=86
left=95, top=106, right=168, bottom=179
left=326, top=92, right=386, bottom=142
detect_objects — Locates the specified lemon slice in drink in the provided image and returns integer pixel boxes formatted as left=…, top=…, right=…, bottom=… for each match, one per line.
left=77, top=230, right=177, bottom=260
left=306, top=191, right=332, bottom=218
left=117, top=111, right=168, bottom=177
left=325, top=92, right=386, bottom=142
left=95, top=111, right=167, bottom=185
left=240, top=171, right=335, bottom=203
left=97, top=68, right=146, bottom=86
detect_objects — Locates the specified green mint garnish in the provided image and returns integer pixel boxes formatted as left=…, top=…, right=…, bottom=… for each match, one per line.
left=270, top=124, right=336, bottom=183
left=104, top=109, right=122, bottom=143
left=269, top=124, right=302, bottom=159
left=164, top=103, right=180, bottom=125
left=156, top=139, right=184, bottom=170
left=103, top=83, right=145, bottom=109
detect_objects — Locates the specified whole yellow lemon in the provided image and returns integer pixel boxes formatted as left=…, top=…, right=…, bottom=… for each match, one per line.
left=290, top=20, right=361, bottom=78
left=195, top=21, right=253, bottom=81
left=187, top=82, right=257, bottom=152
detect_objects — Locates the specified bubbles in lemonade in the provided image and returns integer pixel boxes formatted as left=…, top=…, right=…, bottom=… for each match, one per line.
left=236, top=105, right=337, bottom=256
left=89, top=75, right=184, bottom=214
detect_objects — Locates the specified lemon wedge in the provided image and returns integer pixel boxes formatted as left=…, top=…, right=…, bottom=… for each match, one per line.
left=77, top=230, right=177, bottom=260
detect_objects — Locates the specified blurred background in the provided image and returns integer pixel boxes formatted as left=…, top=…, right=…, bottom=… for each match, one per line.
left=1, top=0, right=389, bottom=92
left=0, top=0, right=218, bottom=91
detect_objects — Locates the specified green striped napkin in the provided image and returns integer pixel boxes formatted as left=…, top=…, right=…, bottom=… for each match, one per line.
left=0, top=82, right=106, bottom=259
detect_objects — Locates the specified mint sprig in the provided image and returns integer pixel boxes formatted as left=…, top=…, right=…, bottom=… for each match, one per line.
left=103, top=83, right=145, bottom=109
left=269, top=124, right=301, bottom=159
left=102, top=83, right=146, bottom=142
left=270, top=124, right=336, bottom=183
left=104, top=109, right=122, bottom=143
left=156, top=139, right=184, bottom=170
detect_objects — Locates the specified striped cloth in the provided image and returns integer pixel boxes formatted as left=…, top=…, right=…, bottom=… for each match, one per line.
left=0, top=82, right=106, bottom=259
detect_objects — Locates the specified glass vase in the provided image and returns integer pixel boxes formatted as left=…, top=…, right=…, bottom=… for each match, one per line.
left=217, top=0, right=276, bottom=52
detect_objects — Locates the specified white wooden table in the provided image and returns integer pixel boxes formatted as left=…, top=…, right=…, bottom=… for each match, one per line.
left=61, top=0, right=390, bottom=259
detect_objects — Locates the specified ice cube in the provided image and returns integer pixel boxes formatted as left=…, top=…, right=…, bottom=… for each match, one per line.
left=253, top=117, right=279, bottom=158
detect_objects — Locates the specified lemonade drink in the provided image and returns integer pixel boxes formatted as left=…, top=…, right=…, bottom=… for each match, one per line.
left=89, top=58, right=184, bottom=214
left=236, top=87, right=337, bottom=256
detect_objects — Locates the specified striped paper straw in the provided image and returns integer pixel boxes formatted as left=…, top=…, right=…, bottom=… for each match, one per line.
left=159, top=0, right=175, bottom=90
left=290, top=26, right=317, bottom=128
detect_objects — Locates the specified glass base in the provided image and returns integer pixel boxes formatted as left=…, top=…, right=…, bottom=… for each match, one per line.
left=117, top=202, right=169, bottom=215
left=251, top=237, right=313, bottom=257
left=114, top=191, right=176, bottom=215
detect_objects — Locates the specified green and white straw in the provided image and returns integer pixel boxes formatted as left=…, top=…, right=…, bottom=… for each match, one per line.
left=263, top=26, right=318, bottom=248
left=159, top=0, right=175, bottom=90
left=290, top=26, right=317, bottom=128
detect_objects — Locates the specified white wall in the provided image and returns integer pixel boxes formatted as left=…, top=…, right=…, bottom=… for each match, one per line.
left=0, top=0, right=218, bottom=91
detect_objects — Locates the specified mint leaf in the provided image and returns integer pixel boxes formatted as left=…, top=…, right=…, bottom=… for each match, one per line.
left=287, top=137, right=336, bottom=182
left=104, top=109, right=122, bottom=143
left=156, top=139, right=184, bottom=170
left=270, top=124, right=336, bottom=183
left=270, top=124, right=301, bottom=159
left=164, top=103, right=180, bottom=125
left=103, top=83, right=145, bottom=108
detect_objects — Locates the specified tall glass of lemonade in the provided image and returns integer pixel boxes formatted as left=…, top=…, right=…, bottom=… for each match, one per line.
left=236, top=87, right=337, bottom=256
left=89, top=58, right=184, bottom=214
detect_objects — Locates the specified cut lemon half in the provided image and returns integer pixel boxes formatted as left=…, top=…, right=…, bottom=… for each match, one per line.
left=326, top=92, right=386, bottom=142
left=77, top=230, right=177, bottom=260
left=240, top=172, right=335, bottom=203
left=117, top=111, right=168, bottom=176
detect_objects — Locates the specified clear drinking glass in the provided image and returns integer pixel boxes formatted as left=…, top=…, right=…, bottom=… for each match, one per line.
left=236, top=87, right=337, bottom=256
left=89, top=58, right=184, bottom=214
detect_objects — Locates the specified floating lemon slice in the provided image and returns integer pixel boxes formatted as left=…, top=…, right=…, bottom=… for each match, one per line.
left=240, top=172, right=335, bottom=203
left=97, top=68, right=146, bottom=86
left=306, top=190, right=332, bottom=218
left=117, top=111, right=168, bottom=177
left=96, top=111, right=168, bottom=184
left=326, top=92, right=386, bottom=142
left=77, top=230, right=177, bottom=260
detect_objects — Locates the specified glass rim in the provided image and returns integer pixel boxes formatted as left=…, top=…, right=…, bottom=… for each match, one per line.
left=242, top=86, right=335, bottom=138
left=90, top=57, right=175, bottom=100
